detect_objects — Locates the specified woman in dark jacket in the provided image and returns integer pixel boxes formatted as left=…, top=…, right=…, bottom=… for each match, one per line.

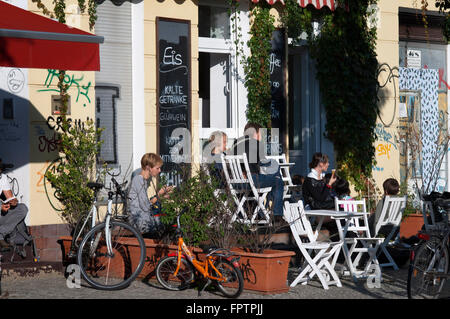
left=302, top=152, right=337, bottom=210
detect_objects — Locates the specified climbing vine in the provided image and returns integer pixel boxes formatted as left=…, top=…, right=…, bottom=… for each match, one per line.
left=31, top=0, right=98, bottom=121
left=281, top=0, right=379, bottom=192
left=32, top=0, right=97, bottom=31
left=244, top=3, right=275, bottom=127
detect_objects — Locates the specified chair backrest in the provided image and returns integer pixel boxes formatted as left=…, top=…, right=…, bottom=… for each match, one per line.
left=334, top=198, right=371, bottom=237
left=374, top=195, right=407, bottom=236
left=284, top=200, right=317, bottom=244
left=266, top=153, right=294, bottom=187
left=221, top=153, right=258, bottom=195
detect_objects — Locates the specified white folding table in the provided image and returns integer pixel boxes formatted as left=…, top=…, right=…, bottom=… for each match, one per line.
left=305, top=209, right=380, bottom=282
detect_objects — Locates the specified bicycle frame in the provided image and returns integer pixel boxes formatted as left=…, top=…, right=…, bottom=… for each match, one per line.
left=74, top=202, right=98, bottom=245
left=104, top=195, right=114, bottom=255
left=168, top=227, right=241, bottom=287
left=170, top=237, right=228, bottom=283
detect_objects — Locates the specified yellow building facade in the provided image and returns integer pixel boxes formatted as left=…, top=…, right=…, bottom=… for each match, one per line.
left=0, top=0, right=447, bottom=261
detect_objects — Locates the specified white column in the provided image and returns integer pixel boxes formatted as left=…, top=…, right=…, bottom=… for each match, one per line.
left=131, top=2, right=145, bottom=170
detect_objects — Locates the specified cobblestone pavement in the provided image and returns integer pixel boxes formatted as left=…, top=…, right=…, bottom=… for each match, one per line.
left=0, top=264, right=417, bottom=300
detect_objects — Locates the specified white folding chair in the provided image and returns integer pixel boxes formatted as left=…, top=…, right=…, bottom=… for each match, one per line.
left=221, top=153, right=272, bottom=224
left=284, top=200, right=343, bottom=289
left=266, top=153, right=295, bottom=200
left=335, top=198, right=383, bottom=280
left=373, top=196, right=407, bottom=270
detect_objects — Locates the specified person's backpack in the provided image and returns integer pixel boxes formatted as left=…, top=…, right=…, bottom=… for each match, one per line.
left=5, top=220, right=37, bottom=261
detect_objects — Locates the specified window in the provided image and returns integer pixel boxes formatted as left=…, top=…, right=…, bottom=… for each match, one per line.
left=199, top=5, right=230, bottom=39
left=198, top=0, right=249, bottom=155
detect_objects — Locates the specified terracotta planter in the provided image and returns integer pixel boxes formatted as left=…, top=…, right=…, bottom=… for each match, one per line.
left=399, top=213, right=424, bottom=238
left=232, top=248, right=295, bottom=295
left=59, top=237, right=295, bottom=294
left=58, top=236, right=203, bottom=280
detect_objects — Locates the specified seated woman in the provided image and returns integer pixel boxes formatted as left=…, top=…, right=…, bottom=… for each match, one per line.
left=128, top=153, right=173, bottom=238
left=302, top=153, right=338, bottom=240
left=204, top=130, right=228, bottom=188
left=302, top=152, right=337, bottom=210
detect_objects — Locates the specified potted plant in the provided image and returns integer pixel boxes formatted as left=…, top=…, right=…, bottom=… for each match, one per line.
left=158, top=163, right=295, bottom=294
left=46, top=118, right=106, bottom=263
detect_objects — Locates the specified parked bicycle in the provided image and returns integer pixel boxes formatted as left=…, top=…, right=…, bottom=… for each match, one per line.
left=66, top=169, right=129, bottom=259
left=155, top=211, right=244, bottom=298
left=76, top=177, right=146, bottom=290
left=407, top=192, right=450, bottom=299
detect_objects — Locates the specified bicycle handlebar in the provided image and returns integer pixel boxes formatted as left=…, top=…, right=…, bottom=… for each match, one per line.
left=110, top=177, right=128, bottom=200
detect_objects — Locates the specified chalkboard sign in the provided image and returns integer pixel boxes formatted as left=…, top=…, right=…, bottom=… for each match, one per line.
left=269, top=28, right=286, bottom=155
left=156, top=18, right=191, bottom=174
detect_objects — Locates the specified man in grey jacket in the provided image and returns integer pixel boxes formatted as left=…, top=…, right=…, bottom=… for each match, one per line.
left=0, top=163, right=28, bottom=251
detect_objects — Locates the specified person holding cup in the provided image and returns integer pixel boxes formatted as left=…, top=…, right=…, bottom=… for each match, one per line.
left=128, top=153, right=173, bottom=238
left=302, top=152, right=337, bottom=210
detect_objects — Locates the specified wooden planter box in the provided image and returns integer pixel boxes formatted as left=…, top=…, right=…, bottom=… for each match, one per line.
left=399, top=213, right=424, bottom=238
left=232, top=248, right=295, bottom=295
left=59, top=237, right=295, bottom=294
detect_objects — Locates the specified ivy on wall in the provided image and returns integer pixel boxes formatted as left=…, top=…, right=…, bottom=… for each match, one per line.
left=244, top=3, right=275, bottom=127
left=281, top=0, right=379, bottom=191
left=32, top=0, right=97, bottom=30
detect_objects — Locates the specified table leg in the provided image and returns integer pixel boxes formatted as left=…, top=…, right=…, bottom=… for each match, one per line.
left=335, top=218, right=359, bottom=283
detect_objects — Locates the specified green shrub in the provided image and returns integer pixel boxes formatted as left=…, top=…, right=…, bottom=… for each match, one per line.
left=45, top=119, right=103, bottom=229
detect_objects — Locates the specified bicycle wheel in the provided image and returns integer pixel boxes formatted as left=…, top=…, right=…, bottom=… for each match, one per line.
left=156, top=256, right=195, bottom=291
left=77, top=220, right=146, bottom=290
left=69, top=209, right=95, bottom=256
left=408, top=238, right=449, bottom=299
left=213, top=258, right=244, bottom=298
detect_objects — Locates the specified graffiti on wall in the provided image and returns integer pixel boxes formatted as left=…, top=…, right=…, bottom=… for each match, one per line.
left=399, top=67, right=442, bottom=193
left=37, top=69, right=92, bottom=107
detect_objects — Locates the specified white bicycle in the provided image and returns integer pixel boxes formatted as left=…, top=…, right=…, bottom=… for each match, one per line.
left=76, top=177, right=146, bottom=290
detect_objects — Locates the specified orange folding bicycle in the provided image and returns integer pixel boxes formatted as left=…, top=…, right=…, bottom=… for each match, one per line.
left=155, top=213, right=244, bottom=298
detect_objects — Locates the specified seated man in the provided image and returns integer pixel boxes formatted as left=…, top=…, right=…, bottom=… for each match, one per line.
left=368, top=178, right=400, bottom=238
left=228, top=123, right=284, bottom=222
left=0, top=162, right=28, bottom=251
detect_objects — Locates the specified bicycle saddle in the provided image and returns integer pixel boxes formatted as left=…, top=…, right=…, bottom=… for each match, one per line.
left=87, top=182, right=104, bottom=190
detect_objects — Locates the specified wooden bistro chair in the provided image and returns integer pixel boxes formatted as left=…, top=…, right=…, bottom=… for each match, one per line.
left=374, top=195, right=407, bottom=270
left=334, top=198, right=383, bottom=281
left=284, top=200, right=343, bottom=289
left=221, top=153, right=272, bottom=224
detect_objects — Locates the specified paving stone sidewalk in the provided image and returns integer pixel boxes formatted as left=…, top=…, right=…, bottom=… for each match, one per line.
left=1, top=265, right=417, bottom=300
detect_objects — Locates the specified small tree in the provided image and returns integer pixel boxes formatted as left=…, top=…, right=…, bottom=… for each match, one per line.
left=45, top=119, right=103, bottom=229
left=401, top=115, right=450, bottom=201
left=160, top=164, right=239, bottom=247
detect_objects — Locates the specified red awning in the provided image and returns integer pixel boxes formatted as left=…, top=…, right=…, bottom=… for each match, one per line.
left=251, top=0, right=335, bottom=10
left=0, top=1, right=103, bottom=71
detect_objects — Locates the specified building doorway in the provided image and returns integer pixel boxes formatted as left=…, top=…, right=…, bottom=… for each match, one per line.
left=288, top=46, right=334, bottom=177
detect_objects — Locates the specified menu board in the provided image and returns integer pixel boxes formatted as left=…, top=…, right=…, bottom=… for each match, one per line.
left=269, top=28, right=286, bottom=155
left=156, top=18, right=191, bottom=174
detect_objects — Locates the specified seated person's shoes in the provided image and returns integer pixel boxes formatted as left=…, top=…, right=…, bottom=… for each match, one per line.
left=273, top=215, right=287, bottom=227
left=0, top=239, right=11, bottom=251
